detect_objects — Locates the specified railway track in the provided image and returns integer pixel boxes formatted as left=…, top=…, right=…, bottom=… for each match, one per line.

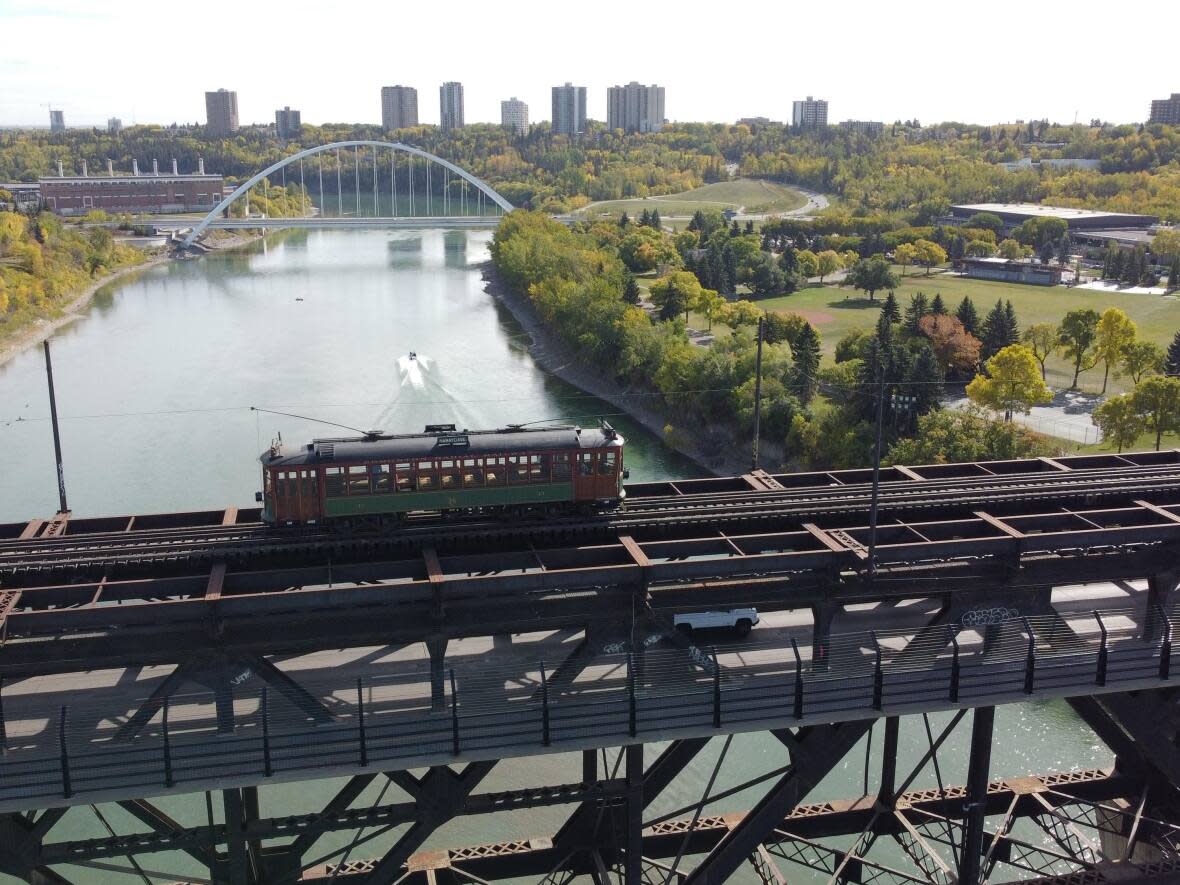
left=3, top=464, right=1180, bottom=578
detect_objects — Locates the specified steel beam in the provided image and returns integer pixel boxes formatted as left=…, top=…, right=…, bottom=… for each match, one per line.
left=958, top=706, right=995, bottom=885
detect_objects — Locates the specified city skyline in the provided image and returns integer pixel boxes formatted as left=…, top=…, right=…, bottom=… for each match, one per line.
left=1, top=0, right=1178, bottom=128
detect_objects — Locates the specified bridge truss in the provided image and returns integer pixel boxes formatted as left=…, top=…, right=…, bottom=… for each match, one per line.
left=5, top=454, right=1180, bottom=882
left=182, top=141, right=514, bottom=247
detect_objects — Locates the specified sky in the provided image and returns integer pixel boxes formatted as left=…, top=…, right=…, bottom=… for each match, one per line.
left=2, top=0, right=1177, bottom=129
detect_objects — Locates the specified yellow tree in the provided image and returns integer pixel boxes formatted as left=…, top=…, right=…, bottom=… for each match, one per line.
left=913, top=239, right=947, bottom=275
left=1021, top=322, right=1058, bottom=381
left=965, top=344, right=1052, bottom=421
left=816, top=250, right=841, bottom=283
left=894, top=242, right=917, bottom=277
left=998, top=238, right=1023, bottom=260
left=1094, top=307, right=1137, bottom=393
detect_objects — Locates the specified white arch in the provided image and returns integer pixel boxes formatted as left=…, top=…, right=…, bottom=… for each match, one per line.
left=183, top=140, right=513, bottom=246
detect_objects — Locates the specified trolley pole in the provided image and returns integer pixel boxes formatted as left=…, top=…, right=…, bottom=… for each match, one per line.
left=867, top=359, right=885, bottom=578
left=751, top=315, right=765, bottom=470
left=43, top=340, right=69, bottom=514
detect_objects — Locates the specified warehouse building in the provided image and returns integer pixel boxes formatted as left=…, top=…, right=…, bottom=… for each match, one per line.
left=39, top=159, right=224, bottom=216
left=949, top=203, right=1157, bottom=232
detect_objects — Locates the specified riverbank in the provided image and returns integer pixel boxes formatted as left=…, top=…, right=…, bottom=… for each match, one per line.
left=0, top=251, right=170, bottom=370
left=481, top=262, right=756, bottom=477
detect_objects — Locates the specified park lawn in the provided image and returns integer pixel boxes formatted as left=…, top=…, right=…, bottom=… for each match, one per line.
left=580, top=179, right=807, bottom=220
left=760, top=272, right=1180, bottom=393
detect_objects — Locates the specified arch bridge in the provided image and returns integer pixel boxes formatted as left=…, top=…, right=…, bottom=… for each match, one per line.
left=180, top=141, right=513, bottom=246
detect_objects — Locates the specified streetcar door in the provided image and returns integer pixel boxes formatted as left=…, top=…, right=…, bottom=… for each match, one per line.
left=573, top=451, right=598, bottom=501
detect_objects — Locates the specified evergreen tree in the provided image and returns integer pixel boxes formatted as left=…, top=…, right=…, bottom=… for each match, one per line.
left=903, top=292, right=930, bottom=335
left=980, top=299, right=1017, bottom=360
left=688, top=210, right=704, bottom=232
left=1123, top=247, right=1142, bottom=285
left=1109, top=248, right=1125, bottom=281
left=744, top=220, right=755, bottom=235
left=956, top=296, right=979, bottom=334
left=638, top=209, right=651, bottom=227
left=722, top=246, right=738, bottom=292
left=876, top=308, right=895, bottom=343
left=789, top=323, right=821, bottom=404
left=948, top=235, right=966, bottom=261
left=650, top=209, right=661, bottom=229
left=1167, top=332, right=1180, bottom=377
left=618, top=211, right=630, bottom=228
left=930, top=293, right=947, bottom=315
left=881, top=291, right=901, bottom=325
left=622, top=272, right=641, bottom=305
left=1003, top=300, right=1020, bottom=341
left=729, top=220, right=741, bottom=237
left=909, top=344, right=945, bottom=419
left=778, top=246, right=798, bottom=273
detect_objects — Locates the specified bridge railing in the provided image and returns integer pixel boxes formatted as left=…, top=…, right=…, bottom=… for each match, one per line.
left=0, top=605, right=1171, bottom=809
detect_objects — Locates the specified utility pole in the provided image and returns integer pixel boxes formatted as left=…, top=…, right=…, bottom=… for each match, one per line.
left=866, top=356, right=885, bottom=578
left=751, top=315, right=765, bottom=470
left=43, top=340, right=69, bottom=514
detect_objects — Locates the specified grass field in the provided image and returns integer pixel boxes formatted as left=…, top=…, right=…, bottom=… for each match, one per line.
left=757, top=272, right=1180, bottom=393
left=580, top=179, right=808, bottom=219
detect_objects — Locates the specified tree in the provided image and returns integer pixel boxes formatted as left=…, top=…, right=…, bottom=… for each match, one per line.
left=913, top=239, right=947, bottom=274
left=1121, top=340, right=1164, bottom=384
left=887, top=407, right=1048, bottom=464
left=1093, top=308, right=1137, bottom=393
left=763, top=312, right=809, bottom=347
left=929, top=293, right=946, bottom=315
left=1152, top=229, right=1180, bottom=264
left=696, top=288, right=727, bottom=330
left=1057, top=308, right=1101, bottom=388
left=1167, top=331, right=1180, bottom=376
left=881, top=291, right=901, bottom=325
left=789, top=322, right=821, bottom=404
left=650, top=209, right=661, bottom=229
left=835, top=328, right=872, bottom=363
left=622, top=272, right=641, bottom=305
left=1131, top=376, right=1180, bottom=450
left=845, top=256, right=898, bottom=301
left=903, top=292, right=930, bottom=335
left=1021, top=323, right=1058, bottom=381
left=815, top=250, right=841, bottom=283
left=965, top=239, right=997, bottom=257
left=649, top=271, right=707, bottom=324
left=618, top=211, right=630, bottom=228
left=966, top=212, right=1005, bottom=238
left=716, top=299, right=762, bottom=329
left=796, top=249, right=819, bottom=280
left=980, top=299, right=1018, bottom=360
left=1092, top=395, right=1145, bottom=453
left=955, top=297, right=979, bottom=335
left=619, top=225, right=680, bottom=272
left=998, top=238, right=1023, bottom=260
left=966, top=344, right=1052, bottom=420
left=917, top=314, right=981, bottom=376
left=747, top=252, right=788, bottom=296
left=894, top=242, right=917, bottom=277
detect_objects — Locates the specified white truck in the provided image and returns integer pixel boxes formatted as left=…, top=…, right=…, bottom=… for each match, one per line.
left=673, top=608, right=759, bottom=637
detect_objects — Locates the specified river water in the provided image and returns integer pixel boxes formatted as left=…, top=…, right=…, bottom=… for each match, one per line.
left=0, top=229, right=1109, bottom=882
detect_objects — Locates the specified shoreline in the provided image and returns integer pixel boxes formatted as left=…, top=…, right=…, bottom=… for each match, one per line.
left=0, top=252, right=171, bottom=369
left=480, top=262, right=752, bottom=477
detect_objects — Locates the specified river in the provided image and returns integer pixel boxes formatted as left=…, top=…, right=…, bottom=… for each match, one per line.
left=0, top=229, right=1109, bottom=883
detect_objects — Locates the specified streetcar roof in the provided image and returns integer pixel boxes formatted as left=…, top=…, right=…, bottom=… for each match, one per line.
left=261, top=425, right=623, bottom=467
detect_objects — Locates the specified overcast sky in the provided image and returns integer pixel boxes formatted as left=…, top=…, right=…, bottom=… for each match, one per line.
left=2, top=0, right=1176, bottom=129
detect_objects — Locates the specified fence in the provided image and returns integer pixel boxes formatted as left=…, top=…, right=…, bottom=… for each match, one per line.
left=0, top=606, right=1173, bottom=809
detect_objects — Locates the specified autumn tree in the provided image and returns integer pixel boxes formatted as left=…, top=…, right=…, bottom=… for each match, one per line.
left=917, top=314, right=981, bottom=376
left=998, top=238, right=1024, bottom=260
left=1057, top=308, right=1101, bottom=388
left=796, top=249, right=819, bottom=279
left=696, top=288, right=727, bottom=330
left=815, top=249, right=841, bottom=283
left=966, top=344, right=1052, bottom=420
left=845, top=256, right=898, bottom=300
left=913, top=239, right=947, bottom=274
left=1121, top=340, right=1164, bottom=384
left=1131, top=375, right=1180, bottom=450
left=716, top=299, right=762, bottom=329
left=1094, top=308, right=1137, bottom=394
left=1020, top=323, right=1058, bottom=381
left=649, top=271, right=707, bottom=324
left=894, top=242, right=917, bottom=277
left=1092, top=395, right=1144, bottom=453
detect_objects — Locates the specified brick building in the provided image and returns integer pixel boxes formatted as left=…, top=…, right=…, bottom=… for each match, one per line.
left=39, top=160, right=224, bottom=216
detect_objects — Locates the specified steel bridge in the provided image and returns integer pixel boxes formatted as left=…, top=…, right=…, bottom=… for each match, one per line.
left=6, top=452, right=1180, bottom=883
left=180, top=141, right=513, bottom=247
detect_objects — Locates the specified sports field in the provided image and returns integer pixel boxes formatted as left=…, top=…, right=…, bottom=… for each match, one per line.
left=579, top=179, right=808, bottom=219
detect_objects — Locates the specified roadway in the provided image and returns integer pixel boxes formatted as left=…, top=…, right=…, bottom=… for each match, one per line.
left=150, top=216, right=502, bottom=233
left=0, top=576, right=1162, bottom=812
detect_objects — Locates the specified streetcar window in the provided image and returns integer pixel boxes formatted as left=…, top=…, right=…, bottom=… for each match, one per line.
left=552, top=454, right=570, bottom=481
left=600, top=451, right=617, bottom=476
left=324, top=467, right=345, bottom=496
left=440, top=463, right=459, bottom=489
left=371, top=464, right=391, bottom=493
left=302, top=471, right=317, bottom=497
left=485, top=457, right=506, bottom=486
left=348, top=466, right=370, bottom=495
left=579, top=453, right=594, bottom=476
left=417, top=462, right=436, bottom=490
left=509, top=456, right=529, bottom=484
left=533, top=455, right=550, bottom=483
left=395, top=463, right=412, bottom=492
left=463, top=458, right=483, bottom=487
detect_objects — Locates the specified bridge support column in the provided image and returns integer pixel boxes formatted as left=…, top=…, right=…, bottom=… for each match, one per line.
left=878, top=716, right=900, bottom=806
left=427, top=638, right=449, bottom=713
left=625, top=744, right=643, bottom=885
left=958, top=705, right=995, bottom=885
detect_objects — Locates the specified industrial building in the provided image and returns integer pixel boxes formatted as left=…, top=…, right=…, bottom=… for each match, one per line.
left=551, top=83, right=587, bottom=135
left=949, top=203, right=1158, bottom=232
left=606, top=82, right=665, bottom=133
left=500, top=97, right=528, bottom=135
left=39, top=158, right=224, bottom=216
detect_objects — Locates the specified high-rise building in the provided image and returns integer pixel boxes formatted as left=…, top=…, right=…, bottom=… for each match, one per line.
left=501, top=97, right=528, bottom=135
left=792, top=96, right=828, bottom=130
left=205, top=89, right=239, bottom=136
left=107, top=117, right=123, bottom=134
left=606, top=82, right=665, bottom=133
left=381, top=86, right=419, bottom=131
left=49, top=109, right=65, bottom=132
left=552, top=83, right=587, bottom=135
left=1149, top=93, right=1180, bottom=125
left=275, top=106, right=302, bottom=138
left=440, top=82, right=465, bottom=131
